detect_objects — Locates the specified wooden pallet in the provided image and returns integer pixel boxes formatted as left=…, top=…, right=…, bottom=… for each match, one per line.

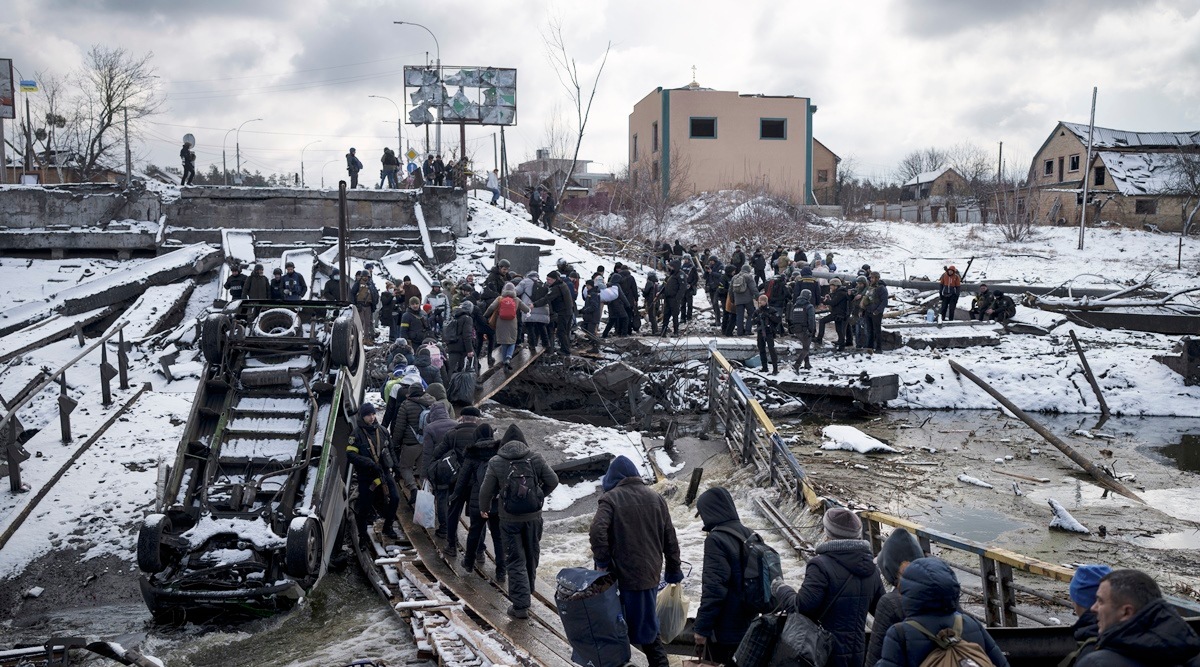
left=473, top=348, right=545, bottom=407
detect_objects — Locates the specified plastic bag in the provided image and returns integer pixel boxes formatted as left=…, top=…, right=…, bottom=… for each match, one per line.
left=656, top=583, right=689, bottom=643
left=414, top=481, right=436, bottom=529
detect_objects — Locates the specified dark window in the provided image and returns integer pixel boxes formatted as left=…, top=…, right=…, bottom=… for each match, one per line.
left=632, top=134, right=638, bottom=162
left=652, top=161, right=660, bottom=182
left=760, top=118, right=786, bottom=140
left=652, top=122, right=659, bottom=153
left=1094, top=166, right=1106, bottom=186
left=690, top=117, right=717, bottom=139
left=1017, top=198, right=1026, bottom=214
left=946, top=182, right=954, bottom=196
left=1135, top=199, right=1157, bottom=215
left=1044, top=159, right=1054, bottom=177
left=1069, top=154, right=1080, bottom=172
left=817, top=169, right=829, bottom=183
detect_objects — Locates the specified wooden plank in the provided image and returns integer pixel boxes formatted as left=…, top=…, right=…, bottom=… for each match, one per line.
left=473, top=348, right=545, bottom=407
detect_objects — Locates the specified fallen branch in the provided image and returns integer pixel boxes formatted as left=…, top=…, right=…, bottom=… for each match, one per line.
left=1027, top=285, right=1200, bottom=311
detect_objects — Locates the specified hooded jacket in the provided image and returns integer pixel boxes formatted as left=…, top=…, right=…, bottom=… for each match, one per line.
left=589, top=456, right=682, bottom=591
left=420, top=402, right=458, bottom=483
left=445, top=306, right=476, bottom=354
left=775, top=538, right=886, bottom=667
left=693, top=487, right=759, bottom=645
left=1076, top=598, right=1200, bottom=667
left=478, top=424, right=559, bottom=522
left=414, top=349, right=441, bottom=388
left=517, top=273, right=552, bottom=324
left=732, top=265, right=759, bottom=306
left=865, top=529, right=926, bottom=666
left=453, top=432, right=501, bottom=517
left=390, top=390, right=436, bottom=450
left=875, top=557, right=1008, bottom=667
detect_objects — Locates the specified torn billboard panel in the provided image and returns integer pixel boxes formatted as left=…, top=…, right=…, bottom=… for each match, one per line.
left=402, top=65, right=517, bottom=126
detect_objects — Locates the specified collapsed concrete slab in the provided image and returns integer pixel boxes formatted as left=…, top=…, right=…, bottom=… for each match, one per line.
left=101, top=280, right=197, bottom=343
left=882, top=320, right=1004, bottom=350
left=0, top=305, right=121, bottom=363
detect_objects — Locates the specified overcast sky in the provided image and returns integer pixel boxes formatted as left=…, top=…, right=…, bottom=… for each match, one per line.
left=6, top=0, right=1199, bottom=185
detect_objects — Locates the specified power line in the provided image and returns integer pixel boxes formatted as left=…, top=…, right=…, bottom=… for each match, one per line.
left=167, top=53, right=425, bottom=85
left=167, top=69, right=405, bottom=101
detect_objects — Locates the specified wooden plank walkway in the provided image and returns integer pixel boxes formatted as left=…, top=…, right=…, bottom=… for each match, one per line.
left=474, top=348, right=545, bottom=407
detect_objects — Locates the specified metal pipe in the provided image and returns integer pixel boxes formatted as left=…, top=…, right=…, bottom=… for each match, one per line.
left=395, top=21, right=440, bottom=155
left=234, top=118, right=263, bottom=184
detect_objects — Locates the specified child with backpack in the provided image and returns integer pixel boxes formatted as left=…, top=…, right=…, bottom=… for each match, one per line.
left=483, top=283, right=531, bottom=371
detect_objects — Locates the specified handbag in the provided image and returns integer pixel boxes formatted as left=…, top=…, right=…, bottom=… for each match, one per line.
left=682, top=643, right=723, bottom=667
left=768, top=575, right=852, bottom=667
left=732, top=613, right=782, bottom=667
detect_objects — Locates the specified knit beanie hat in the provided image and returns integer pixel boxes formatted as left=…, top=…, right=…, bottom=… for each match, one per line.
left=358, top=402, right=376, bottom=418
left=823, top=507, right=863, bottom=540
left=1069, top=564, right=1112, bottom=609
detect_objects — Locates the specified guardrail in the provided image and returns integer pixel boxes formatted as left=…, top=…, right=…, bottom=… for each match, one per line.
left=701, top=343, right=1200, bottom=627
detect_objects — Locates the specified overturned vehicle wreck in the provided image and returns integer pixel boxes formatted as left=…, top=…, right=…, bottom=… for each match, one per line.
left=137, top=300, right=366, bottom=621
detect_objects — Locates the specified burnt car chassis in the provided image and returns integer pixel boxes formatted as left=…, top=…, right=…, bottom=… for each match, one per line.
left=137, top=299, right=366, bottom=621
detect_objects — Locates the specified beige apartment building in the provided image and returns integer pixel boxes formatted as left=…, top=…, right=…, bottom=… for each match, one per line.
left=629, top=83, right=827, bottom=204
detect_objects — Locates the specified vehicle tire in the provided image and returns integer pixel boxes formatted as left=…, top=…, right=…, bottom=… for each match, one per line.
left=252, top=308, right=300, bottom=337
left=201, top=314, right=231, bottom=365
left=285, top=516, right=323, bottom=578
left=137, top=513, right=172, bottom=573
left=330, top=313, right=359, bottom=369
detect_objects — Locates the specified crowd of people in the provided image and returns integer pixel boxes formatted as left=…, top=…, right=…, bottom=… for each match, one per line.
left=342, top=146, right=473, bottom=190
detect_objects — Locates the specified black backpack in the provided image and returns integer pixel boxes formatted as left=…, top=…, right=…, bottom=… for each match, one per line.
left=443, top=316, right=462, bottom=344
left=714, top=526, right=783, bottom=613
left=430, top=451, right=460, bottom=487
left=502, top=456, right=544, bottom=514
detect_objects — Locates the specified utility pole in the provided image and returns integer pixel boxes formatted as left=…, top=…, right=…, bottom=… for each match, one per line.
left=493, top=132, right=498, bottom=170
left=1078, top=87, right=1098, bottom=250
left=1, top=116, right=7, bottom=185
left=123, top=108, right=131, bottom=188
left=24, top=96, right=33, bottom=170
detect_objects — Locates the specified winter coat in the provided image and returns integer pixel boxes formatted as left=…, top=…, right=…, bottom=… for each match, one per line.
left=269, top=276, right=283, bottom=300
left=662, top=271, right=684, bottom=300
left=517, top=275, right=551, bottom=324
left=445, top=309, right=475, bottom=354
left=753, top=305, right=781, bottom=339
left=774, top=539, right=886, bottom=667
left=580, top=286, right=602, bottom=324
left=589, top=457, right=682, bottom=591
left=420, top=402, right=458, bottom=484
left=346, top=152, right=363, bottom=173
left=938, top=268, right=962, bottom=299
left=865, top=529, right=926, bottom=665
left=486, top=171, right=499, bottom=189
left=280, top=271, right=307, bottom=302
left=990, top=294, right=1017, bottom=321
left=453, top=436, right=500, bottom=517
left=868, top=281, right=890, bottom=316
left=389, top=391, right=436, bottom=451
left=401, top=308, right=429, bottom=345
left=242, top=273, right=271, bottom=300
left=224, top=272, right=246, bottom=300
left=478, top=426, right=559, bottom=522
left=533, top=279, right=574, bottom=319
left=484, top=294, right=531, bottom=345
left=347, top=414, right=392, bottom=480
left=692, top=487, right=758, bottom=646
left=414, top=350, right=440, bottom=387
left=793, top=276, right=823, bottom=303
left=765, top=275, right=790, bottom=309
left=789, top=289, right=818, bottom=332
left=827, top=286, right=852, bottom=320
left=1075, top=599, right=1200, bottom=667
left=619, top=270, right=639, bottom=309
left=751, top=251, right=766, bottom=271
left=379, top=291, right=395, bottom=324
left=875, top=558, right=1008, bottom=667
left=732, top=265, right=759, bottom=306
left=424, top=290, right=450, bottom=324
left=730, top=249, right=746, bottom=271
left=321, top=277, right=341, bottom=301
left=866, top=591, right=905, bottom=667
left=642, top=278, right=661, bottom=306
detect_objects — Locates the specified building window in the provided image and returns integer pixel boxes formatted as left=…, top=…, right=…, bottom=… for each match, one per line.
left=946, top=182, right=954, bottom=196
left=1017, top=198, right=1026, bottom=215
left=652, top=122, right=659, bottom=153
left=632, top=134, right=638, bottom=162
left=689, top=117, right=717, bottom=139
left=760, top=118, right=786, bottom=140
left=1135, top=199, right=1157, bottom=215
left=652, top=161, right=660, bottom=182
left=1043, top=159, right=1054, bottom=177
left=817, top=169, right=829, bottom=183
left=1069, top=154, right=1080, bottom=172
left=1094, top=166, right=1106, bottom=186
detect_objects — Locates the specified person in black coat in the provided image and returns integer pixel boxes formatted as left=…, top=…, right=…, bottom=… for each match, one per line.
left=269, top=268, right=284, bottom=300
left=865, top=528, right=926, bottom=666
left=693, top=487, right=759, bottom=667
left=772, top=507, right=885, bottom=667
left=816, top=279, right=851, bottom=351
left=346, top=403, right=400, bottom=541
left=660, top=261, right=684, bottom=337
left=752, top=295, right=782, bottom=374
left=681, top=256, right=699, bottom=322
left=180, top=142, right=196, bottom=186
left=1061, top=564, right=1112, bottom=666
left=875, top=557, right=1009, bottom=667
left=532, top=270, right=574, bottom=356
left=642, top=272, right=661, bottom=336
left=224, top=264, right=245, bottom=300
left=1076, top=569, right=1200, bottom=667
left=242, top=264, right=271, bottom=300
left=750, top=248, right=767, bottom=288
left=454, top=423, right=506, bottom=581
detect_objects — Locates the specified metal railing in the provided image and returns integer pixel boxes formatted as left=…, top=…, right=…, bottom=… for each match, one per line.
left=702, top=343, right=1200, bottom=627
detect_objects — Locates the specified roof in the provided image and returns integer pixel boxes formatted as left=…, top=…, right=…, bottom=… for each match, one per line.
left=1096, top=151, right=1186, bottom=196
left=1060, top=121, right=1200, bottom=150
left=902, top=166, right=952, bottom=187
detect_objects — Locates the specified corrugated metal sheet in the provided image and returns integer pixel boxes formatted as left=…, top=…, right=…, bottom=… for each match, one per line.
left=1062, top=121, right=1200, bottom=149
left=1097, top=151, right=1181, bottom=196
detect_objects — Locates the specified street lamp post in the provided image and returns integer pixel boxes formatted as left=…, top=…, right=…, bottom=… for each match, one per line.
left=394, top=21, right=440, bottom=155
left=221, top=127, right=237, bottom=186
left=369, top=95, right=403, bottom=159
left=300, top=140, right=321, bottom=188
left=235, top=117, right=263, bottom=185
left=320, top=158, right=339, bottom=189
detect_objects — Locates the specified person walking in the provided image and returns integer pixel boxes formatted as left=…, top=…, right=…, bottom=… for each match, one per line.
left=388, top=384, right=436, bottom=504
left=750, top=247, right=768, bottom=288
left=938, top=265, right=962, bottom=321
left=681, top=255, right=699, bottom=323
left=1075, top=569, right=1200, bottom=667
left=439, top=407, right=484, bottom=554
left=864, top=529, right=925, bottom=666
left=874, top=557, right=1009, bottom=667
left=420, top=401, right=459, bottom=543
left=485, top=283, right=531, bottom=370
left=529, top=187, right=543, bottom=227
left=346, top=403, right=400, bottom=541
left=752, top=295, right=782, bottom=374
left=660, top=260, right=684, bottom=337
left=692, top=487, right=760, bottom=667
left=382, top=148, right=400, bottom=188
left=816, top=278, right=850, bottom=351
left=455, top=423, right=506, bottom=582
left=771, top=507, right=885, bottom=667
left=280, top=261, right=307, bottom=302
left=866, top=271, right=889, bottom=352
left=443, top=301, right=476, bottom=375
left=180, top=141, right=196, bottom=186
left=789, top=288, right=817, bottom=371
left=346, top=147, right=363, bottom=189
left=589, top=456, right=683, bottom=667
left=401, top=296, right=431, bottom=348
left=642, top=271, right=662, bottom=336
left=478, top=424, right=559, bottom=619
left=533, top=271, right=574, bottom=356
left=541, top=189, right=557, bottom=232
left=517, top=271, right=551, bottom=353
left=731, top=264, right=758, bottom=335
left=487, top=168, right=501, bottom=205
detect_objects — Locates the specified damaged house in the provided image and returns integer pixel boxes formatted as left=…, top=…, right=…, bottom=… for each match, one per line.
left=1028, top=121, right=1200, bottom=233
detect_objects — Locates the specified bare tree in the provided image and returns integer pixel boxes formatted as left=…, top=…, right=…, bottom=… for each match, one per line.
left=23, top=72, right=70, bottom=182
left=64, top=46, right=164, bottom=181
left=945, top=141, right=993, bottom=183
left=609, top=145, right=693, bottom=245
left=542, top=16, right=611, bottom=204
left=1163, top=149, right=1200, bottom=236
left=992, top=179, right=1042, bottom=242
left=895, top=147, right=948, bottom=183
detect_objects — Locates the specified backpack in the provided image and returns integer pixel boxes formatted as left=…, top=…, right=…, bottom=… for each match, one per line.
left=408, top=406, right=431, bottom=441
left=499, top=296, right=518, bottom=320
left=423, top=343, right=444, bottom=369
left=713, top=526, right=782, bottom=613
left=443, top=316, right=462, bottom=344
left=430, top=451, right=459, bottom=487
left=502, top=456, right=544, bottom=514
left=733, top=273, right=749, bottom=294
left=532, top=281, right=549, bottom=302
left=908, top=615, right=995, bottom=667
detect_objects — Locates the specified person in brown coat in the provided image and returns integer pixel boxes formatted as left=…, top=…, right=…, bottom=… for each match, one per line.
left=589, top=455, right=683, bottom=667
left=483, top=282, right=530, bottom=370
